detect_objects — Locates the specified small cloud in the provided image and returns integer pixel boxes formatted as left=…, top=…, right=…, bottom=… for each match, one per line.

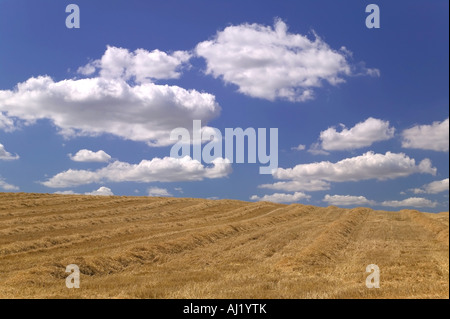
left=309, top=118, right=395, bottom=154
left=319, top=118, right=395, bottom=151
left=408, top=178, right=449, bottom=195
left=250, top=192, right=310, bottom=203
left=85, top=186, right=114, bottom=196
left=381, top=197, right=437, bottom=208
left=148, top=187, right=172, bottom=197
left=323, top=194, right=376, bottom=206
left=0, top=143, right=19, bottom=161
left=401, top=118, right=449, bottom=152
left=307, top=142, right=330, bottom=155
left=291, top=144, right=306, bottom=151
left=0, top=176, right=19, bottom=191
left=54, top=190, right=78, bottom=195
left=69, top=149, right=111, bottom=163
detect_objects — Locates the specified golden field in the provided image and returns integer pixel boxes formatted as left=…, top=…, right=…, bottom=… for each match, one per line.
left=0, top=192, right=448, bottom=299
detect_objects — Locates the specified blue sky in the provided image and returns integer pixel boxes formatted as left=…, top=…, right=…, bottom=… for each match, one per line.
left=0, top=0, right=448, bottom=212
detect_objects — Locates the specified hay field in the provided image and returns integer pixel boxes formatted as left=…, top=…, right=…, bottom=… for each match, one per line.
left=0, top=192, right=448, bottom=299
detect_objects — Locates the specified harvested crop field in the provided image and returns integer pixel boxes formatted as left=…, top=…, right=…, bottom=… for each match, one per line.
left=0, top=192, right=448, bottom=299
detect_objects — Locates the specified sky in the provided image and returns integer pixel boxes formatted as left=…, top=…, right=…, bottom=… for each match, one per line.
left=0, top=0, right=448, bottom=212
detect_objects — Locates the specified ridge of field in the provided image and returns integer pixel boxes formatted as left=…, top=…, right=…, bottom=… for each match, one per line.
left=0, top=192, right=448, bottom=299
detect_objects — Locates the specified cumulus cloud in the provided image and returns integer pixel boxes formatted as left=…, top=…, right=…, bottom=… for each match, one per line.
left=70, top=149, right=111, bottom=163
left=250, top=192, right=311, bottom=203
left=0, top=76, right=219, bottom=146
left=196, top=19, right=378, bottom=102
left=381, top=197, right=438, bottom=208
left=0, top=176, right=19, bottom=191
left=273, top=151, right=436, bottom=185
left=0, top=143, right=19, bottom=160
left=318, top=117, right=395, bottom=151
left=402, top=118, right=449, bottom=151
left=78, top=46, right=191, bottom=83
left=0, top=45, right=219, bottom=147
left=411, top=178, right=449, bottom=194
left=323, top=194, right=376, bottom=206
left=259, top=180, right=330, bottom=192
left=85, top=186, right=114, bottom=196
left=41, top=156, right=232, bottom=188
left=147, top=187, right=172, bottom=197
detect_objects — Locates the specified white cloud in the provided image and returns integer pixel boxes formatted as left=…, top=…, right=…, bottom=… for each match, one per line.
left=319, top=118, right=395, bottom=151
left=196, top=19, right=378, bottom=102
left=0, top=112, right=15, bottom=132
left=70, top=149, right=111, bottom=163
left=148, top=187, right=172, bottom=197
left=0, top=176, right=19, bottom=191
left=250, top=192, right=311, bottom=203
left=273, top=151, right=436, bottom=184
left=42, top=156, right=232, bottom=188
left=291, top=144, right=306, bottom=151
left=54, top=190, right=78, bottom=195
left=0, top=143, right=19, bottom=160
left=307, top=143, right=330, bottom=156
left=0, top=76, right=219, bottom=147
left=381, top=197, right=438, bottom=208
left=323, top=194, right=376, bottom=206
left=402, top=118, right=449, bottom=151
left=258, top=180, right=330, bottom=192
left=78, top=46, right=191, bottom=83
left=411, top=178, right=449, bottom=194
left=85, top=186, right=114, bottom=196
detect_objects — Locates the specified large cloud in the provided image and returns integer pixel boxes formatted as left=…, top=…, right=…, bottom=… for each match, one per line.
left=271, top=152, right=436, bottom=190
left=70, top=149, right=111, bottom=163
left=0, top=143, right=19, bottom=160
left=401, top=118, right=449, bottom=152
left=196, top=19, right=379, bottom=102
left=42, top=156, right=232, bottom=188
left=318, top=117, right=395, bottom=151
left=381, top=197, right=438, bottom=208
left=250, top=192, right=310, bottom=203
left=323, top=194, right=376, bottom=206
left=78, top=46, right=191, bottom=83
left=0, top=76, right=219, bottom=146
